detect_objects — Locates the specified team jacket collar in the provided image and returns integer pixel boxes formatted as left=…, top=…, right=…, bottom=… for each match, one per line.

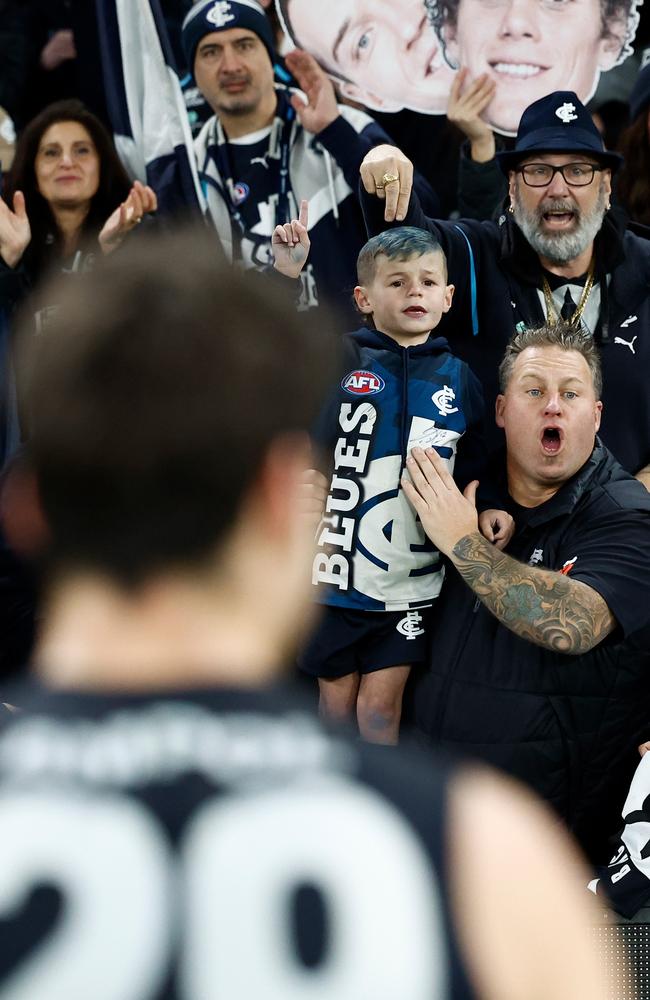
left=348, top=325, right=450, bottom=356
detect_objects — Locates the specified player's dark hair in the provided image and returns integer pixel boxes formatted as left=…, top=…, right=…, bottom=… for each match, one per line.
left=498, top=322, right=603, bottom=398
left=356, top=227, right=448, bottom=286
left=22, top=227, right=340, bottom=587
left=424, top=0, right=638, bottom=67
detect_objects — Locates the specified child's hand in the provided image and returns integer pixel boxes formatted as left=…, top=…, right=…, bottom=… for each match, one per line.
left=271, top=199, right=309, bottom=279
left=478, top=509, right=514, bottom=550
left=639, top=741, right=650, bottom=757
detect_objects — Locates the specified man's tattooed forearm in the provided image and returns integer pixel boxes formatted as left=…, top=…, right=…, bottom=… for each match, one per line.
left=451, top=532, right=615, bottom=654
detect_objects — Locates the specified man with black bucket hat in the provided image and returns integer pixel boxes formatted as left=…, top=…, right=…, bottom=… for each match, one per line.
left=359, top=90, right=650, bottom=491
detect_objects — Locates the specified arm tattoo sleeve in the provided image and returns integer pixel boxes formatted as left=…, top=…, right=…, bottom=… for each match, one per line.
left=451, top=532, right=617, bottom=654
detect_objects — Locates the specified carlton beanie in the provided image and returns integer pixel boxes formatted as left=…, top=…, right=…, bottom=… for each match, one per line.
left=181, top=0, right=275, bottom=73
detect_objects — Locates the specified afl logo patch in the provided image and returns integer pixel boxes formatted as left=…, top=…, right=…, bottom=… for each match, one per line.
left=232, top=182, right=249, bottom=205
left=342, top=370, right=385, bottom=395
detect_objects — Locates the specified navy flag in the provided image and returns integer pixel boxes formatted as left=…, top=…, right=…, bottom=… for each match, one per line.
left=95, top=0, right=206, bottom=217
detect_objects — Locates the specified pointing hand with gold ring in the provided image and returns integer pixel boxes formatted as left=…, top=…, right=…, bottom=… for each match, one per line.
left=360, top=144, right=414, bottom=223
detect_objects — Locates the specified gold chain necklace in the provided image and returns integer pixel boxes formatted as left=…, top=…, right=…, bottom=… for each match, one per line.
left=542, top=258, right=596, bottom=328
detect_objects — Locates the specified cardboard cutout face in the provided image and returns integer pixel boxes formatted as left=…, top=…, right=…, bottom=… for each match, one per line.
left=276, top=0, right=641, bottom=135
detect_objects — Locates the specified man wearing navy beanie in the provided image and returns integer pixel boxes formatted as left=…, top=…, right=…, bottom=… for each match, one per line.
left=180, top=0, right=436, bottom=320
left=182, top=0, right=276, bottom=81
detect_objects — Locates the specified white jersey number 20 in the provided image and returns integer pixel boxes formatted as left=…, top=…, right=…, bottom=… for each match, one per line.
left=0, top=776, right=447, bottom=1000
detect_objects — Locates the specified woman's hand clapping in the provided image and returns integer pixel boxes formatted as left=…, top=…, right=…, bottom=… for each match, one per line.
left=0, top=192, right=31, bottom=269
left=99, top=180, right=157, bottom=255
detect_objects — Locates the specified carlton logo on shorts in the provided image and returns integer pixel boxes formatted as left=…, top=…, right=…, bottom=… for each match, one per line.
left=396, top=611, right=425, bottom=640
left=341, top=370, right=385, bottom=395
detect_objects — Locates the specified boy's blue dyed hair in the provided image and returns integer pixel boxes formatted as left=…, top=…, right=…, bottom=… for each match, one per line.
left=356, top=227, right=448, bottom=286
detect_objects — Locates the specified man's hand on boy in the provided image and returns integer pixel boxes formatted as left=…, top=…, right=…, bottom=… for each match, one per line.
left=271, top=200, right=310, bottom=279
left=402, top=447, right=479, bottom=557
left=478, top=509, right=515, bottom=550
left=403, top=449, right=516, bottom=556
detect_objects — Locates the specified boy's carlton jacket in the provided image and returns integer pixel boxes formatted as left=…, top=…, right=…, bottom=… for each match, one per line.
left=312, top=327, right=485, bottom=613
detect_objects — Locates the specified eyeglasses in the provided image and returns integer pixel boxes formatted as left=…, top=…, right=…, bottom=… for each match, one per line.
left=515, top=162, right=604, bottom=187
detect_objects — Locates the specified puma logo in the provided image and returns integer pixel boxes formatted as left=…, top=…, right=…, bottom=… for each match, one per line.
left=614, top=335, right=638, bottom=354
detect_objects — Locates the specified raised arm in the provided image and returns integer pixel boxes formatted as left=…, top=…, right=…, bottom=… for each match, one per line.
left=402, top=447, right=616, bottom=654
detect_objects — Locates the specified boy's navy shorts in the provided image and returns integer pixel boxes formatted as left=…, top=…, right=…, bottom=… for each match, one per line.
left=300, top=604, right=433, bottom=679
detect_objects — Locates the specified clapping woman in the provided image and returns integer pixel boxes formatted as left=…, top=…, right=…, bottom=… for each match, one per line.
left=0, top=99, right=157, bottom=317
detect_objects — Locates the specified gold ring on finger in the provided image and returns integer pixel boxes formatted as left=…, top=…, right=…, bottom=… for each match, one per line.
left=381, top=172, right=399, bottom=186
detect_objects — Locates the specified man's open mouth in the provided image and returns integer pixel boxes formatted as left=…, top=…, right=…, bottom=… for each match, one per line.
left=542, top=208, right=577, bottom=229
left=489, top=62, right=546, bottom=78
left=541, top=426, right=563, bottom=454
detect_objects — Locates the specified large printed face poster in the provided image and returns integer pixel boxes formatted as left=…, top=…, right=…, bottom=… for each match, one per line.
left=275, top=0, right=642, bottom=134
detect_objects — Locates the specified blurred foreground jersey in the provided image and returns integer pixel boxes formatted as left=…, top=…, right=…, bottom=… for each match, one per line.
left=0, top=684, right=472, bottom=1000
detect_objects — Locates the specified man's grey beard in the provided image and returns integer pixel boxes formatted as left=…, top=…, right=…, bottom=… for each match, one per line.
left=512, top=181, right=609, bottom=265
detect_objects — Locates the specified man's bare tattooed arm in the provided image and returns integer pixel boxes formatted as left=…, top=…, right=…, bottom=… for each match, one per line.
left=451, top=532, right=616, bottom=654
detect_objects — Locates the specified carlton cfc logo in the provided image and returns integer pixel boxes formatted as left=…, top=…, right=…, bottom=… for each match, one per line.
left=342, top=370, right=385, bottom=395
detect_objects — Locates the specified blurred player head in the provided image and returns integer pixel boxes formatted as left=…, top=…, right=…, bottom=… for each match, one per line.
left=354, top=227, right=454, bottom=347
left=22, top=227, right=339, bottom=675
